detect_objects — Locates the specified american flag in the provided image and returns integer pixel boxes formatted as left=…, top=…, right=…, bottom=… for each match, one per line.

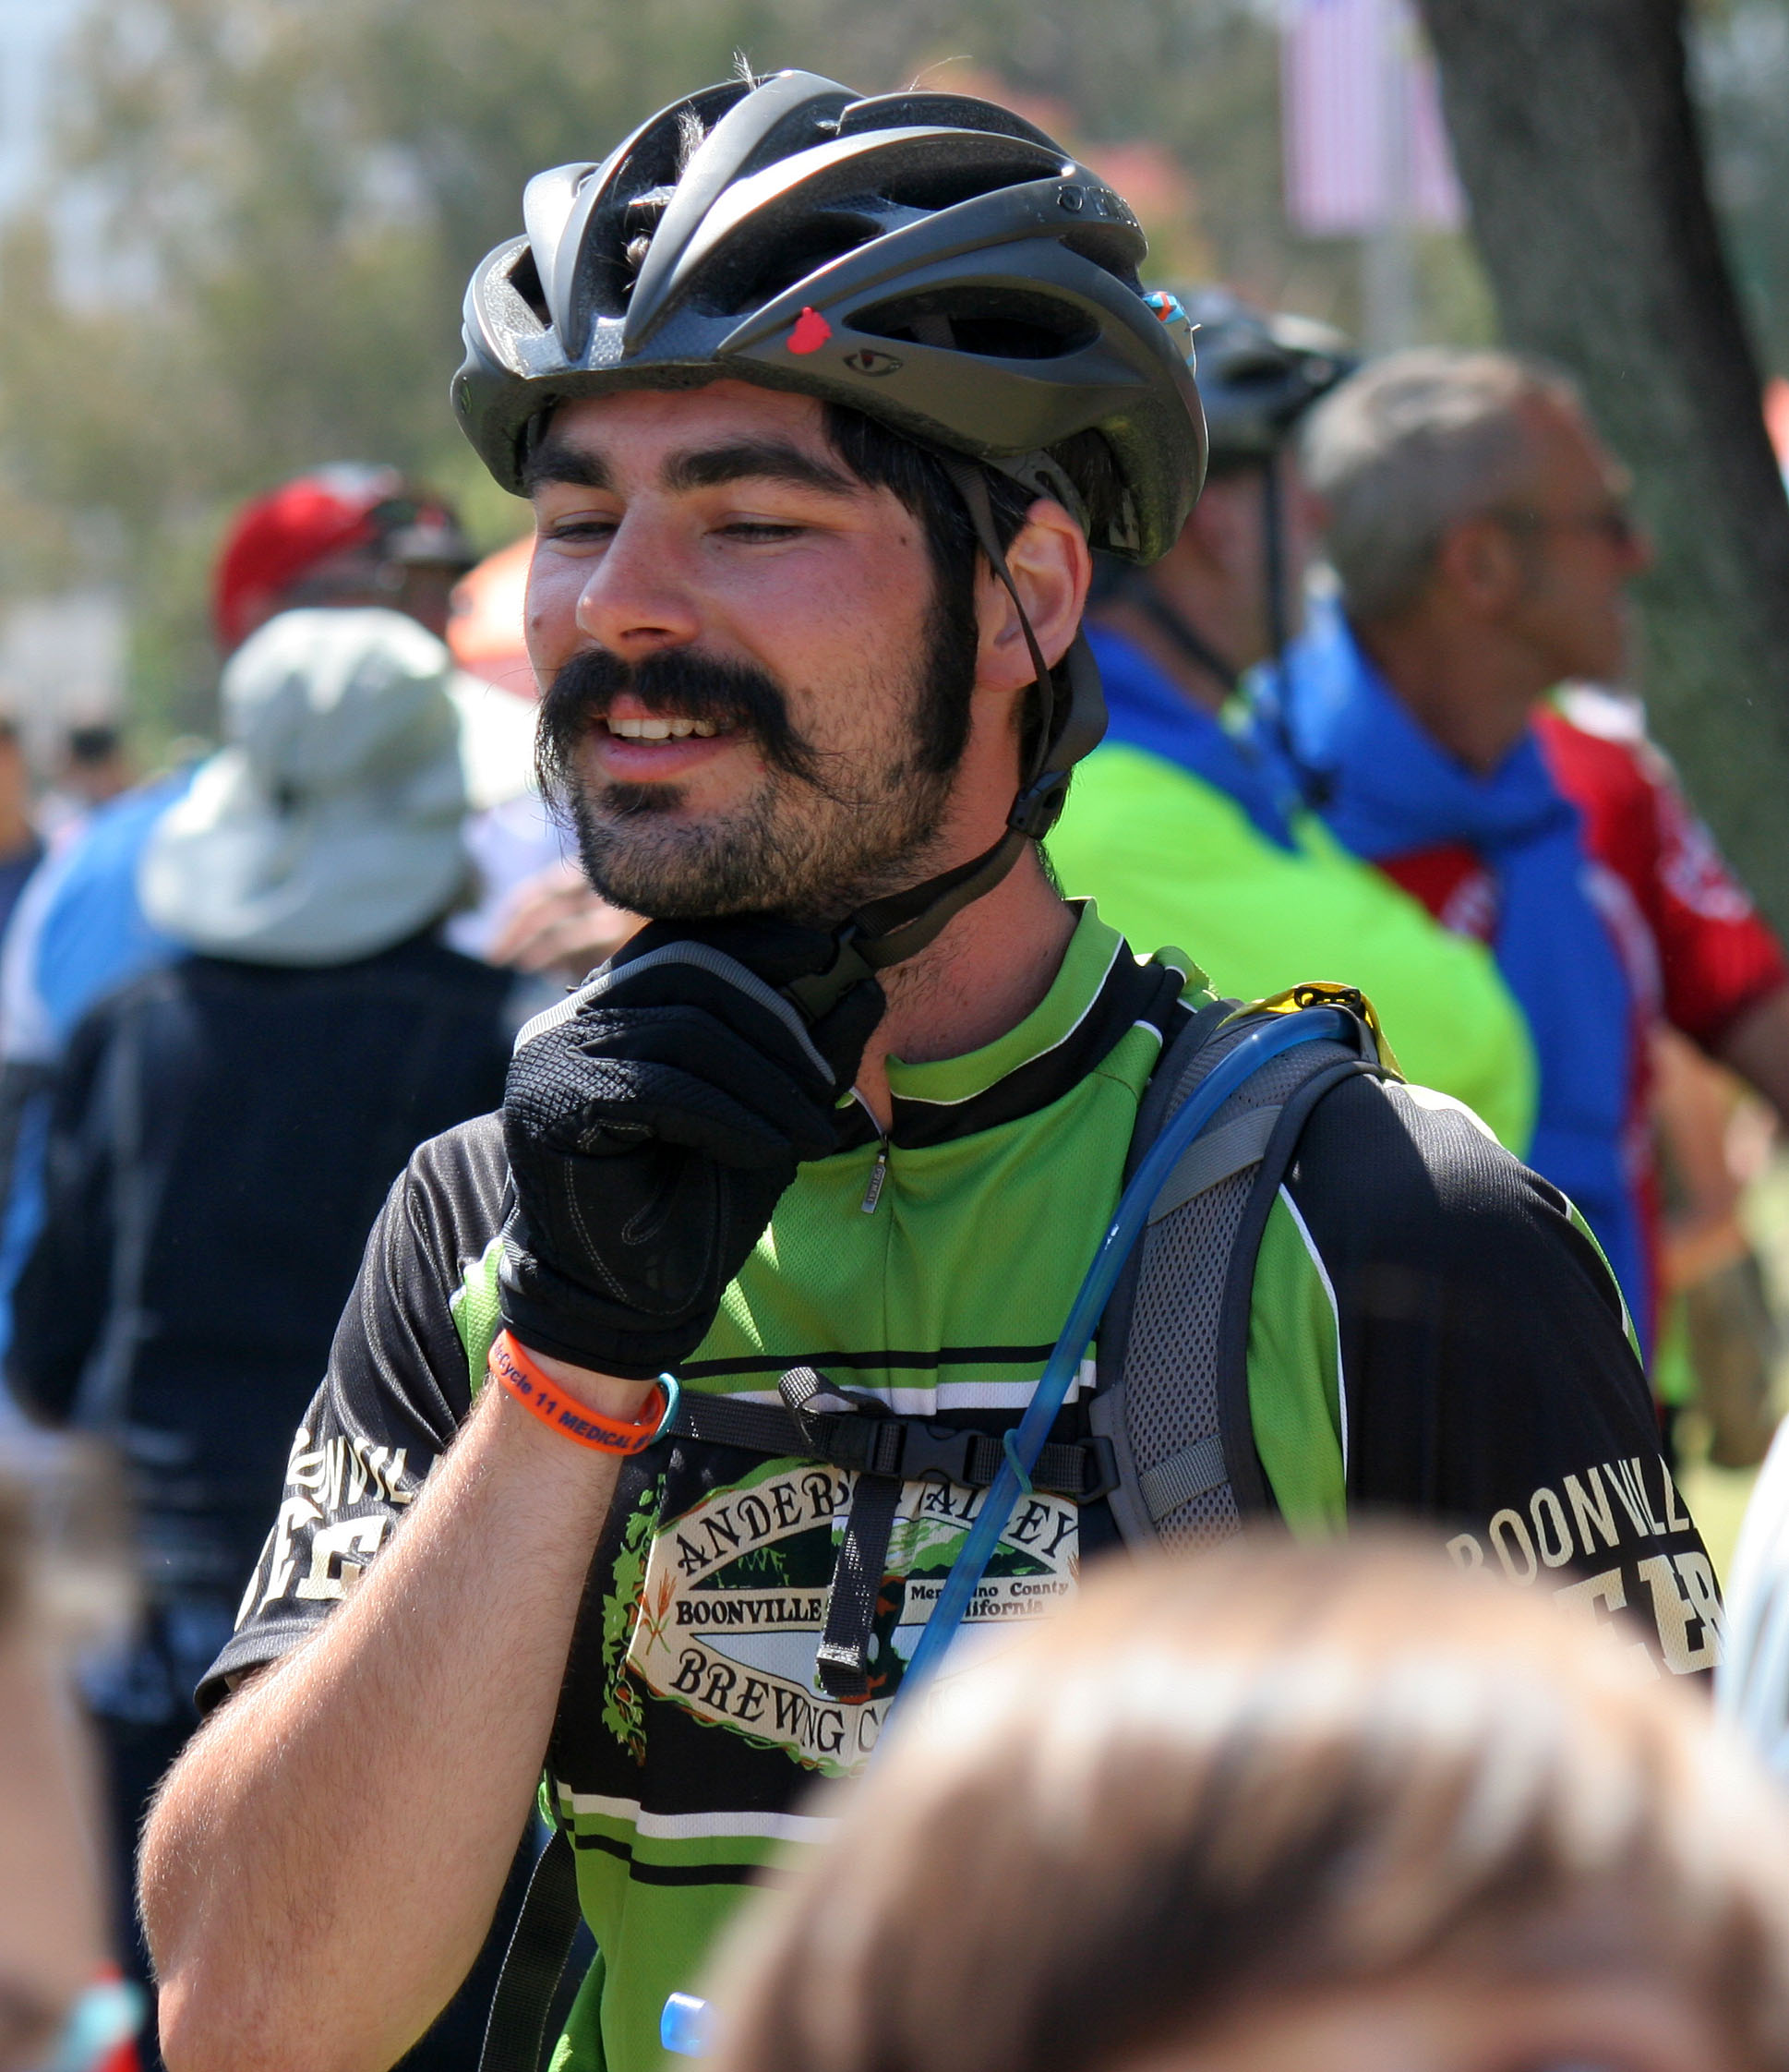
left=1282, top=0, right=1464, bottom=235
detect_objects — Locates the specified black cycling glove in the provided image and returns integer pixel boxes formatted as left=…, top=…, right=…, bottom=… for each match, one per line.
left=498, top=917, right=884, bottom=1379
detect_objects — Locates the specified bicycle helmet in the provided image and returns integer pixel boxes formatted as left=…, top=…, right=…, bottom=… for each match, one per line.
left=1095, top=288, right=1354, bottom=711
left=455, top=70, right=1203, bottom=556
left=1171, top=288, right=1352, bottom=465
left=453, top=71, right=1207, bottom=1002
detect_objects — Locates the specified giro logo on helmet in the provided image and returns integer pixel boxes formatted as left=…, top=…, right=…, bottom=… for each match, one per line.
left=842, top=348, right=902, bottom=378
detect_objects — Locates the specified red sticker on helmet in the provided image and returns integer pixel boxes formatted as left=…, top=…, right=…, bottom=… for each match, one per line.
left=786, top=307, right=833, bottom=355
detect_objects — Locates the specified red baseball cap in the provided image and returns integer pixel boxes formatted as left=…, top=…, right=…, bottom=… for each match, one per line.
left=212, top=464, right=474, bottom=652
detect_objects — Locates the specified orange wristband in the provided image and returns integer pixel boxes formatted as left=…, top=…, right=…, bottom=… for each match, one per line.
left=489, top=1331, right=676, bottom=1457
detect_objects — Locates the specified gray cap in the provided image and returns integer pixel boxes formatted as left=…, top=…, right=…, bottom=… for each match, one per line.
left=139, top=607, right=470, bottom=966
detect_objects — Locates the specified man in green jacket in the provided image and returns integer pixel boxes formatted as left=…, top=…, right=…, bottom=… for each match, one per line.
left=1048, top=290, right=1536, bottom=1149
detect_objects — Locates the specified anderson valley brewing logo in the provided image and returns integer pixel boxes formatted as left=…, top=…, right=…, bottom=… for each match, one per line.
left=622, top=1455, right=1079, bottom=1777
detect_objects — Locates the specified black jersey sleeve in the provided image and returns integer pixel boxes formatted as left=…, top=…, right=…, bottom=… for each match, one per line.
left=197, top=1114, right=508, bottom=1711
left=1286, top=1076, right=1722, bottom=1678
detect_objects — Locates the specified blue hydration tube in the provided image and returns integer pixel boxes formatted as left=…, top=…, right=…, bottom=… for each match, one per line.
left=891, top=1005, right=1351, bottom=1713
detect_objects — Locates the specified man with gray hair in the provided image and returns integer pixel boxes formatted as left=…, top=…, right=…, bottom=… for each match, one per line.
left=1266, top=347, right=1789, bottom=1366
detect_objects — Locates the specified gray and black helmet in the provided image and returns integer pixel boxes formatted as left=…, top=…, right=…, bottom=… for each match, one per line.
left=1171, top=288, right=1352, bottom=465
left=454, top=69, right=1206, bottom=562
left=1094, top=293, right=1353, bottom=708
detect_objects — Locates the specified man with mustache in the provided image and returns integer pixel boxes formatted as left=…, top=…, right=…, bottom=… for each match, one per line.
left=142, top=73, right=1714, bottom=2072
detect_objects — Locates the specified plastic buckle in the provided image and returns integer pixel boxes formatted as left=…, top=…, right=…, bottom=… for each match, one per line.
left=882, top=1420, right=986, bottom=1488
left=1077, top=1434, right=1120, bottom=1503
left=780, top=929, right=873, bottom=1024
left=1007, top=773, right=1069, bottom=841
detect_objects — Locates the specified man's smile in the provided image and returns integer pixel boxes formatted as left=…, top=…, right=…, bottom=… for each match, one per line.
left=583, top=693, right=749, bottom=787
left=603, top=715, right=720, bottom=741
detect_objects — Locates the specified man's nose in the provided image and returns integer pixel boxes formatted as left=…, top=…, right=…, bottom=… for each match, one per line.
left=574, top=511, right=702, bottom=655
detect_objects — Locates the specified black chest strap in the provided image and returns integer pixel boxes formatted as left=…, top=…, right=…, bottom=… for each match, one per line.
left=662, top=1368, right=1114, bottom=1702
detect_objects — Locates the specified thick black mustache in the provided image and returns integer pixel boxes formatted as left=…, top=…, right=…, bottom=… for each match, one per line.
left=535, top=644, right=829, bottom=797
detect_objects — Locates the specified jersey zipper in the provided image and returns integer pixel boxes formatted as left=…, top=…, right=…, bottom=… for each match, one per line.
left=851, top=1090, right=891, bottom=1214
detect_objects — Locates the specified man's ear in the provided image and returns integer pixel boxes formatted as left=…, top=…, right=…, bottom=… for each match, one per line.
left=973, top=498, right=1093, bottom=695
left=1434, top=513, right=1529, bottom=620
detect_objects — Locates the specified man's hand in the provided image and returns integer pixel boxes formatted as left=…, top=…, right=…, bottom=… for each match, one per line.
left=499, top=917, right=883, bottom=1378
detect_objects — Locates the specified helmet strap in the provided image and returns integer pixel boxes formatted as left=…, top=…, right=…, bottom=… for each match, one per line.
left=1110, top=568, right=1239, bottom=703
left=1261, top=456, right=1289, bottom=666
left=781, top=454, right=1107, bottom=1021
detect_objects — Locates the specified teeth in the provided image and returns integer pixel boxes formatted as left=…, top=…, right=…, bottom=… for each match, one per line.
left=606, top=716, right=720, bottom=741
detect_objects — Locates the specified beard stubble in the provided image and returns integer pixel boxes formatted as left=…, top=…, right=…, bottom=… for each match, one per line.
left=540, top=601, right=977, bottom=926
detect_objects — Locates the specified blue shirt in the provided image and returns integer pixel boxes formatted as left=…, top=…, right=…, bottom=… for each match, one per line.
left=1086, top=625, right=1299, bottom=850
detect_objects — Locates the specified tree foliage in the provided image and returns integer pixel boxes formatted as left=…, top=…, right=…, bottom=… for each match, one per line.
left=0, top=0, right=1485, bottom=741
left=1422, top=0, right=1789, bottom=926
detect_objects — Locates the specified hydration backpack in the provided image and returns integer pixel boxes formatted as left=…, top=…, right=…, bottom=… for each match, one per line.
left=477, top=983, right=1394, bottom=2072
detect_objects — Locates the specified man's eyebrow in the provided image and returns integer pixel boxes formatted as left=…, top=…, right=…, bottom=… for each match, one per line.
left=522, top=440, right=614, bottom=495
left=661, top=440, right=858, bottom=498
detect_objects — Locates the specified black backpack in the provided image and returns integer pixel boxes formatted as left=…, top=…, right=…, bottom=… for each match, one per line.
left=479, top=986, right=1391, bottom=2072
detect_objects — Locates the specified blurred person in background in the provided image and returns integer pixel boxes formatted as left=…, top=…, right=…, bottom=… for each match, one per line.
left=0, top=467, right=626, bottom=1415
left=0, top=465, right=488, bottom=1110
left=1269, top=350, right=1789, bottom=1367
left=1652, top=1028, right=1781, bottom=1469
left=1048, top=291, right=1535, bottom=1151
left=40, top=725, right=135, bottom=833
left=4, top=608, right=518, bottom=2066
left=0, top=718, right=42, bottom=954
left=0, top=1436, right=139, bottom=2072
left=446, top=529, right=637, bottom=985
left=709, top=1538, right=1789, bottom=2072
left=0, top=768, right=190, bottom=1420
left=32, top=721, right=137, bottom=849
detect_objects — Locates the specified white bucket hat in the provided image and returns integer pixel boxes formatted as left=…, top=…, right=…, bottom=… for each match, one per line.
left=140, top=607, right=471, bottom=965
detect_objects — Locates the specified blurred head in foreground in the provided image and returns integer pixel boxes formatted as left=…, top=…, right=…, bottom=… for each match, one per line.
left=708, top=1540, right=1789, bottom=2072
left=0, top=1440, right=134, bottom=2072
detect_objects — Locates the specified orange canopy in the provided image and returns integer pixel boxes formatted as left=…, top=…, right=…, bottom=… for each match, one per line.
left=449, top=533, right=536, bottom=699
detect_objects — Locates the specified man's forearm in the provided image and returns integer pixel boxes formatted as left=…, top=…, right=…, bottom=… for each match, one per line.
left=143, top=1363, right=648, bottom=2072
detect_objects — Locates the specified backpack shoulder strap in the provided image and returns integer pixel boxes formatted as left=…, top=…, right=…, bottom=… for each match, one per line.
left=1090, top=987, right=1387, bottom=1548
left=479, top=1822, right=582, bottom=2072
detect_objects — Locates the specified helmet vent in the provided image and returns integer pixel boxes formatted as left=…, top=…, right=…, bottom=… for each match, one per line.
left=701, top=210, right=884, bottom=313
left=505, top=246, right=551, bottom=328
left=853, top=289, right=1098, bottom=362
left=621, top=185, right=681, bottom=286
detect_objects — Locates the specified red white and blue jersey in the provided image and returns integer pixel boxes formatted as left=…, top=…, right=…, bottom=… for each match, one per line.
left=1369, top=690, right=1785, bottom=1354
left=1268, top=605, right=1789, bottom=1361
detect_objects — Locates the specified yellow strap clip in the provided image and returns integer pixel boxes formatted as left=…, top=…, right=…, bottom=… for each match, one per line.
left=1220, top=981, right=1405, bottom=1083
